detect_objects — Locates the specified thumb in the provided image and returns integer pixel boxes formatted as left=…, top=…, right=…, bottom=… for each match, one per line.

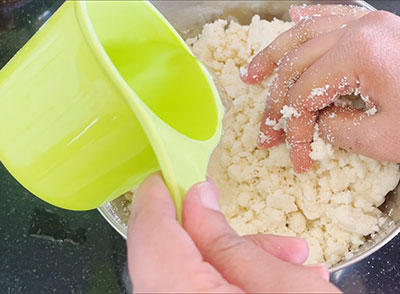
left=182, top=178, right=261, bottom=266
left=319, top=106, right=400, bottom=162
left=182, top=179, right=340, bottom=293
left=182, top=178, right=280, bottom=292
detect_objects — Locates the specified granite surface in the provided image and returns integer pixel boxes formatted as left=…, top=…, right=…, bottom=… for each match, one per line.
left=0, top=1, right=399, bottom=293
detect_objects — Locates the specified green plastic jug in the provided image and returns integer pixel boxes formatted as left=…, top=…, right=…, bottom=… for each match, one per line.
left=0, top=0, right=223, bottom=218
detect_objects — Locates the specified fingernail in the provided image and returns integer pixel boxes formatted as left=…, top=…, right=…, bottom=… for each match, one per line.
left=197, top=182, right=220, bottom=211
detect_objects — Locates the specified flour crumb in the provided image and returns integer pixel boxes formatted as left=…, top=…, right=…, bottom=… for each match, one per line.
left=280, top=105, right=301, bottom=119
left=257, top=131, right=271, bottom=145
left=239, top=66, right=248, bottom=77
left=189, top=15, right=400, bottom=267
left=310, top=87, right=328, bottom=98
left=265, top=118, right=278, bottom=127
left=366, top=106, right=377, bottom=116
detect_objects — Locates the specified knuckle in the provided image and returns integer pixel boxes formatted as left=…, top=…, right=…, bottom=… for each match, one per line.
left=267, top=85, right=287, bottom=108
left=296, top=16, right=317, bottom=30
left=204, top=231, right=247, bottom=260
left=265, top=102, right=282, bottom=117
left=364, top=10, right=394, bottom=23
left=293, top=20, right=314, bottom=43
left=349, top=25, right=374, bottom=47
left=346, top=26, right=382, bottom=70
left=287, top=84, right=303, bottom=109
left=277, top=61, right=292, bottom=78
left=278, top=52, right=300, bottom=79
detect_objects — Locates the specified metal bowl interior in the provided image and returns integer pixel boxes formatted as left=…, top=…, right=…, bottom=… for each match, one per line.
left=98, top=0, right=400, bottom=272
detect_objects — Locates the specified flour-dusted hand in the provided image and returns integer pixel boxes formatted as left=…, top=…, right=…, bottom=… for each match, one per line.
left=127, top=173, right=340, bottom=293
left=242, top=5, right=400, bottom=173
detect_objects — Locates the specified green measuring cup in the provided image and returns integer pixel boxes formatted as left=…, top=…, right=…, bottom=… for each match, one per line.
left=0, top=0, right=223, bottom=218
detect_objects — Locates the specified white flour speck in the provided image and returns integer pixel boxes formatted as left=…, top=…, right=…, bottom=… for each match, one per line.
left=280, top=105, right=301, bottom=119
left=240, top=66, right=248, bottom=77
left=310, top=87, right=328, bottom=98
left=257, top=131, right=272, bottom=144
left=366, top=106, right=377, bottom=116
left=265, top=118, right=278, bottom=127
left=328, top=113, right=336, bottom=119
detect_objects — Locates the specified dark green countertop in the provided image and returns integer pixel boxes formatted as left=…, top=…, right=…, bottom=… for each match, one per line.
left=0, top=161, right=129, bottom=293
left=0, top=1, right=129, bottom=292
left=0, top=1, right=399, bottom=293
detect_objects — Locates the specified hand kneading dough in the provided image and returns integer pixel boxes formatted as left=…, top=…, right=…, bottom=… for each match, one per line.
left=187, top=16, right=400, bottom=266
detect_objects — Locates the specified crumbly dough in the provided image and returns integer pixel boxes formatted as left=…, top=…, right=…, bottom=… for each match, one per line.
left=187, top=16, right=400, bottom=266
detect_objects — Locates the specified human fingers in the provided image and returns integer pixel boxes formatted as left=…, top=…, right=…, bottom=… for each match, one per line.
left=319, top=106, right=400, bottom=162
left=241, top=15, right=361, bottom=85
left=244, top=234, right=309, bottom=264
left=183, top=178, right=277, bottom=292
left=245, top=234, right=330, bottom=280
left=258, top=28, right=347, bottom=148
left=182, top=178, right=341, bottom=293
left=285, top=47, right=360, bottom=173
left=307, top=264, right=330, bottom=281
left=127, top=173, right=239, bottom=293
left=290, top=4, right=370, bottom=23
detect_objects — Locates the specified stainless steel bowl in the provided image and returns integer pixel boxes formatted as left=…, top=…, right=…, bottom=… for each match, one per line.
left=98, top=0, right=400, bottom=273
